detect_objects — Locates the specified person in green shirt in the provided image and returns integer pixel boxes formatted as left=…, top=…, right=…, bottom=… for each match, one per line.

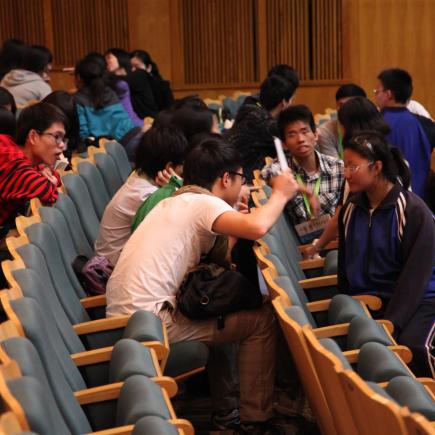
left=131, top=174, right=183, bottom=231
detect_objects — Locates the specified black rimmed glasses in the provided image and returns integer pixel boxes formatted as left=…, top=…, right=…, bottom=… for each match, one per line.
left=229, top=171, right=247, bottom=185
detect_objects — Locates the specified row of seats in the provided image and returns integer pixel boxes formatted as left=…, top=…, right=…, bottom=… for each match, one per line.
left=251, top=182, right=435, bottom=435
left=0, top=141, right=208, bottom=433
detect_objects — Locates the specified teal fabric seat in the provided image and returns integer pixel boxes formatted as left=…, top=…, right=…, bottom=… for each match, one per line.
left=93, top=151, right=124, bottom=197
left=132, top=416, right=179, bottom=435
left=62, top=173, right=100, bottom=246
left=76, top=160, right=111, bottom=220
left=53, top=193, right=94, bottom=258
left=104, top=140, right=133, bottom=183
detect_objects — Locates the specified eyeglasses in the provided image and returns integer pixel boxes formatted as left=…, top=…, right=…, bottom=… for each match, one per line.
left=229, top=171, right=247, bottom=185
left=343, top=162, right=374, bottom=174
left=38, top=131, right=68, bottom=146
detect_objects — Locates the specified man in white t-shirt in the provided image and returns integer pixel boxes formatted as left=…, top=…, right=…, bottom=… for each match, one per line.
left=95, top=127, right=186, bottom=266
left=106, top=136, right=302, bottom=433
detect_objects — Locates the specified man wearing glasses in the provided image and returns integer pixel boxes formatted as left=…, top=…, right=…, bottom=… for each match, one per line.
left=375, top=68, right=431, bottom=200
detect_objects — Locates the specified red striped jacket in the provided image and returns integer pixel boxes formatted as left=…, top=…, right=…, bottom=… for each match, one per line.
left=0, top=134, right=60, bottom=226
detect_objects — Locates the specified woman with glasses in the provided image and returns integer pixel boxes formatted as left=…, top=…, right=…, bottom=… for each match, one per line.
left=338, top=131, right=435, bottom=377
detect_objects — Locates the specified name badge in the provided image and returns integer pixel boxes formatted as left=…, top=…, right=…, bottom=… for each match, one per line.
left=295, top=214, right=331, bottom=244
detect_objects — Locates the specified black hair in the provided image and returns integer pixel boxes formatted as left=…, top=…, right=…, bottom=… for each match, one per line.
left=170, top=95, right=207, bottom=111
left=268, top=64, right=300, bottom=89
left=377, top=68, right=413, bottom=104
left=105, top=48, right=131, bottom=74
left=183, top=136, right=243, bottom=190
left=259, top=74, right=297, bottom=111
left=335, top=83, right=366, bottom=101
left=30, top=45, right=53, bottom=65
left=22, top=45, right=50, bottom=74
left=84, top=52, right=106, bottom=69
left=278, top=104, right=316, bottom=139
left=16, top=102, right=68, bottom=146
left=135, top=126, right=188, bottom=179
left=0, top=87, right=17, bottom=114
left=42, top=91, right=81, bottom=153
left=130, top=49, right=161, bottom=77
left=338, top=97, right=390, bottom=143
left=75, top=57, right=107, bottom=109
left=171, top=105, right=216, bottom=145
left=0, top=39, right=27, bottom=76
left=345, top=131, right=411, bottom=189
left=152, top=109, right=174, bottom=128
left=0, top=108, right=16, bottom=137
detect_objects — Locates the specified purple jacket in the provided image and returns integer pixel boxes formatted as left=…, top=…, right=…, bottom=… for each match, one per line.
left=116, top=80, right=143, bottom=126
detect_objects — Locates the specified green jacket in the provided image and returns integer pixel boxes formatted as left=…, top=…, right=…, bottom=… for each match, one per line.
left=131, top=176, right=183, bottom=232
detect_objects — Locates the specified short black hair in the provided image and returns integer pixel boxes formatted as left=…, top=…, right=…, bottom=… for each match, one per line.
left=377, top=68, right=413, bottom=104
left=183, top=137, right=243, bottom=190
left=171, top=105, right=215, bottom=145
left=338, top=96, right=390, bottom=142
left=335, top=83, right=366, bottom=101
left=259, top=74, right=297, bottom=110
left=16, top=102, right=68, bottom=146
left=0, top=108, right=16, bottom=137
left=268, top=64, right=300, bottom=89
left=0, top=86, right=16, bottom=114
left=22, top=45, right=50, bottom=74
left=278, top=104, right=316, bottom=139
left=30, top=45, right=53, bottom=64
left=135, top=126, right=188, bottom=179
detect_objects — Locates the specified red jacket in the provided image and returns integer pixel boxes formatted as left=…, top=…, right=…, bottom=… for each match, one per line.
left=0, top=134, right=60, bottom=226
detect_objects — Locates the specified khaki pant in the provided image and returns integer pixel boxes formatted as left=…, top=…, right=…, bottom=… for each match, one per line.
left=159, top=304, right=277, bottom=422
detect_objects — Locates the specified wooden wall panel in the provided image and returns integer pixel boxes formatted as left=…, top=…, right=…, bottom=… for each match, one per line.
left=181, top=0, right=257, bottom=85
left=266, top=0, right=310, bottom=80
left=51, top=0, right=129, bottom=67
left=0, top=0, right=45, bottom=45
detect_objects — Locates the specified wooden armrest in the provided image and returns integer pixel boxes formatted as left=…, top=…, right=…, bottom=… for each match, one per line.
left=298, top=240, right=338, bottom=252
left=75, top=382, right=122, bottom=405
left=171, top=419, right=194, bottom=435
left=299, top=274, right=337, bottom=289
left=377, top=319, right=394, bottom=334
left=314, top=322, right=349, bottom=339
left=71, top=340, right=168, bottom=366
left=299, top=257, right=325, bottom=270
left=89, top=425, right=134, bottom=435
left=351, top=295, right=382, bottom=311
left=75, top=376, right=178, bottom=406
left=306, top=299, right=332, bottom=313
left=73, top=316, right=130, bottom=335
left=419, top=378, right=435, bottom=397
left=81, top=295, right=107, bottom=309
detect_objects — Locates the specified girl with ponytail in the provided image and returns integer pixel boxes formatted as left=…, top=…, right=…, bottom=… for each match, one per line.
left=338, top=130, right=435, bottom=377
left=74, top=56, right=143, bottom=160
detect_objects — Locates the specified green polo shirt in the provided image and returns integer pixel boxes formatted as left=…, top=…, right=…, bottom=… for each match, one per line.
left=131, top=176, right=184, bottom=232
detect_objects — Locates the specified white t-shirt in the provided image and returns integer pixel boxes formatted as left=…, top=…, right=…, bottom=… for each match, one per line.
left=95, top=171, right=157, bottom=266
left=106, top=192, right=234, bottom=317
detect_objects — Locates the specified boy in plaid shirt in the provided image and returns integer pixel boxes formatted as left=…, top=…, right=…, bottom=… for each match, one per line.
left=262, top=105, right=343, bottom=231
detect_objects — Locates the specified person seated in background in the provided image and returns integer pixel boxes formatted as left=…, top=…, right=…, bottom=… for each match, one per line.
left=43, top=90, right=84, bottom=158
left=317, top=83, right=367, bottom=158
left=226, top=73, right=297, bottom=182
left=74, top=56, right=143, bottom=160
left=0, top=44, right=52, bottom=106
left=338, top=131, right=435, bottom=377
left=0, top=86, right=17, bottom=114
left=131, top=104, right=220, bottom=231
left=103, top=48, right=143, bottom=126
left=107, top=136, right=302, bottom=433
left=130, top=49, right=174, bottom=111
left=0, top=39, right=27, bottom=81
left=106, top=48, right=159, bottom=119
left=0, top=102, right=66, bottom=240
left=30, top=44, right=53, bottom=83
left=375, top=68, right=431, bottom=199
left=95, top=126, right=187, bottom=266
left=263, top=105, right=343, bottom=243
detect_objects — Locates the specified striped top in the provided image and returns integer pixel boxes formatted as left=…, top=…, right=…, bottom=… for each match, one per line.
left=0, top=134, right=60, bottom=226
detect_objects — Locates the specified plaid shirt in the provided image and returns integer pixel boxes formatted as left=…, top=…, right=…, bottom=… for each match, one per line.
left=285, top=150, right=344, bottom=225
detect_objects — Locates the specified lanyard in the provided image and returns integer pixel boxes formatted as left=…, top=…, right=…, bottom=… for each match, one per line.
left=296, top=174, right=321, bottom=218
left=337, top=124, right=343, bottom=159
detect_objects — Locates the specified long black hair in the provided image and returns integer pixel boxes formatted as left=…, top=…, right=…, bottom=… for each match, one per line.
left=345, top=131, right=411, bottom=189
left=75, top=57, right=107, bottom=109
